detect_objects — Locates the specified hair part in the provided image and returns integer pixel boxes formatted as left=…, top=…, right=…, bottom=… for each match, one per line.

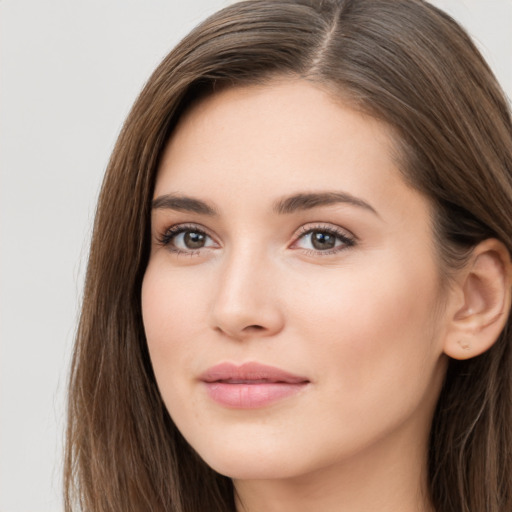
left=65, top=1, right=512, bottom=511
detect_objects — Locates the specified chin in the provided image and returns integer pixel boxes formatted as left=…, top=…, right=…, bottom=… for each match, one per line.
left=192, top=440, right=309, bottom=481
left=207, top=457, right=300, bottom=481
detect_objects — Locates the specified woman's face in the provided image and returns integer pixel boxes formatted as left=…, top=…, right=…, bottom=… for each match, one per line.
left=142, top=80, right=451, bottom=480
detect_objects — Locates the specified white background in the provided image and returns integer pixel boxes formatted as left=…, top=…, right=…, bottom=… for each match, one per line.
left=1, top=1, right=511, bottom=511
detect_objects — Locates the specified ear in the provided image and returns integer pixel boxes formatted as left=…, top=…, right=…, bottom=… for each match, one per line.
left=443, top=239, right=512, bottom=360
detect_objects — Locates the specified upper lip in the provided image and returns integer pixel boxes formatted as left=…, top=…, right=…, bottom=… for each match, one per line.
left=199, top=362, right=309, bottom=384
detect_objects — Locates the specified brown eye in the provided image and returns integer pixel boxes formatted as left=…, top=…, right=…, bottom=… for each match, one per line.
left=293, top=226, right=355, bottom=254
left=160, top=226, right=217, bottom=253
left=183, top=231, right=206, bottom=249
left=311, top=231, right=337, bottom=250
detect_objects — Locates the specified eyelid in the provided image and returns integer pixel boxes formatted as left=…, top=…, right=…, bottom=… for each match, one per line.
left=156, top=222, right=220, bottom=253
left=155, top=221, right=356, bottom=256
left=290, top=222, right=356, bottom=254
left=294, top=222, right=355, bottom=239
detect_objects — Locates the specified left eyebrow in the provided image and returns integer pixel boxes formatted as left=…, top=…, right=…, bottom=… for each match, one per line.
left=273, top=191, right=379, bottom=217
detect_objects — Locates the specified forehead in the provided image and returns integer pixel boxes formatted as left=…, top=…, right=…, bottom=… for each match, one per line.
left=155, top=79, right=428, bottom=223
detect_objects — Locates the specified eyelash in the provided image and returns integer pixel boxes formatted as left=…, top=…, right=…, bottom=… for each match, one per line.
left=294, top=224, right=356, bottom=256
left=156, top=223, right=214, bottom=256
left=156, top=223, right=356, bottom=256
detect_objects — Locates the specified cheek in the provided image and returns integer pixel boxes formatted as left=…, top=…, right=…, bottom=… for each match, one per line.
left=141, top=262, right=207, bottom=391
left=141, top=261, right=214, bottom=443
left=292, top=257, right=444, bottom=396
left=142, top=261, right=206, bottom=341
left=277, top=259, right=446, bottom=462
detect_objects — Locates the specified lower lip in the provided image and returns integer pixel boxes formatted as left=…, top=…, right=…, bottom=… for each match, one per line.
left=203, top=382, right=308, bottom=409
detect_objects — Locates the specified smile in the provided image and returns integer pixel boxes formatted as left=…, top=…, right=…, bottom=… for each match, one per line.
left=199, top=362, right=310, bottom=409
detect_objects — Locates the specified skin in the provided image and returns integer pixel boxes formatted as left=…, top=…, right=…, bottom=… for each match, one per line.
left=141, top=80, right=457, bottom=512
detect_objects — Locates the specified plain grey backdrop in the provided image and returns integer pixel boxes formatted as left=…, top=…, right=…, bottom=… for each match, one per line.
left=1, top=1, right=511, bottom=511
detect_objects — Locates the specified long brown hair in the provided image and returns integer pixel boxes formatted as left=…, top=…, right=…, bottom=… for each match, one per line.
left=65, top=1, right=512, bottom=511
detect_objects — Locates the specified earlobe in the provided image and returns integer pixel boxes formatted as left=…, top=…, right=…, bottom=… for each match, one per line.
left=443, top=239, right=512, bottom=360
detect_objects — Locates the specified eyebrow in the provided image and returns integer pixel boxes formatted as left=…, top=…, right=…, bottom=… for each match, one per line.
left=152, top=194, right=218, bottom=215
left=151, top=191, right=378, bottom=217
left=273, top=191, right=379, bottom=216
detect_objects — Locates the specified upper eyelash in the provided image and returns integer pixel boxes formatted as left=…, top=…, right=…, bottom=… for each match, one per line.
left=156, top=224, right=212, bottom=251
left=295, top=224, right=356, bottom=247
left=156, top=223, right=356, bottom=255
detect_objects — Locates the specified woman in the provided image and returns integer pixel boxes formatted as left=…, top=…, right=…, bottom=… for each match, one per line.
left=65, top=0, right=512, bottom=511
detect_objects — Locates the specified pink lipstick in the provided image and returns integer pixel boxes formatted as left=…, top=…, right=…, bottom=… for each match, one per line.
left=200, top=362, right=310, bottom=409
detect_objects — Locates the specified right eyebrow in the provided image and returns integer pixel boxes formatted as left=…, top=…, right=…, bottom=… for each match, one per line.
left=151, top=194, right=218, bottom=216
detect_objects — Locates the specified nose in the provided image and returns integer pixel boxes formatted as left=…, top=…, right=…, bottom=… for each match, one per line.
left=209, top=247, right=285, bottom=340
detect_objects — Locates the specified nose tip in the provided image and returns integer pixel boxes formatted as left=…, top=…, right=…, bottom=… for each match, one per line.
left=212, top=303, right=284, bottom=340
left=209, top=258, right=285, bottom=340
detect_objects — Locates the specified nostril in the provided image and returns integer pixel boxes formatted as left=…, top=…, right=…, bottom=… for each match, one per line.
left=244, top=325, right=265, bottom=331
left=214, top=324, right=265, bottom=337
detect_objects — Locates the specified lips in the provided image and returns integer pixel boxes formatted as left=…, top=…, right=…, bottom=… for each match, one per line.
left=199, top=362, right=310, bottom=409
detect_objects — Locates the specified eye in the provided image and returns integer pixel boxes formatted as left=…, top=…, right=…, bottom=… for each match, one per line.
left=293, top=225, right=355, bottom=254
left=158, top=224, right=218, bottom=254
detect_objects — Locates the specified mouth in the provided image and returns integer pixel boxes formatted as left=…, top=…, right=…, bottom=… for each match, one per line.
left=199, top=362, right=310, bottom=409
